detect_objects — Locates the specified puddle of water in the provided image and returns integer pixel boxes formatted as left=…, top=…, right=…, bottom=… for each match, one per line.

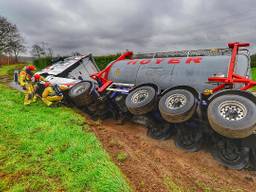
left=9, top=82, right=24, bottom=92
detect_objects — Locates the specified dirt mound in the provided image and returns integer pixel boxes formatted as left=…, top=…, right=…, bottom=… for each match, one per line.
left=85, top=115, right=256, bottom=192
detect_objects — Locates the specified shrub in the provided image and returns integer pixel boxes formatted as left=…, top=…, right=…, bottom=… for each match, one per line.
left=116, top=151, right=128, bottom=162
left=94, top=54, right=120, bottom=70
left=251, top=54, right=256, bottom=68
left=33, top=57, right=52, bottom=70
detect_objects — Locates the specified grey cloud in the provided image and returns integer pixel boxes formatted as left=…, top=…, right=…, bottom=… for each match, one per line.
left=0, top=0, right=256, bottom=55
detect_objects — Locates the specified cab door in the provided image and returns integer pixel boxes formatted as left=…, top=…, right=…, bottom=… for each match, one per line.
left=67, top=55, right=99, bottom=81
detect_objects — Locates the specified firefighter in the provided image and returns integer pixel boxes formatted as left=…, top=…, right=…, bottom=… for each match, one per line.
left=41, top=82, right=68, bottom=107
left=33, top=74, right=46, bottom=98
left=18, top=65, right=37, bottom=105
left=33, top=74, right=45, bottom=83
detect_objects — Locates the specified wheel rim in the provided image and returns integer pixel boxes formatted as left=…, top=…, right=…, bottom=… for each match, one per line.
left=165, top=94, right=187, bottom=110
left=131, top=90, right=149, bottom=104
left=77, top=86, right=86, bottom=94
left=73, top=83, right=90, bottom=94
left=218, top=101, right=247, bottom=121
left=220, top=141, right=240, bottom=162
left=179, top=134, right=196, bottom=147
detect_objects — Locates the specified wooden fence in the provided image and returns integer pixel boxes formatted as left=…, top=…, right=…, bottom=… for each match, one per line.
left=0, top=56, right=16, bottom=65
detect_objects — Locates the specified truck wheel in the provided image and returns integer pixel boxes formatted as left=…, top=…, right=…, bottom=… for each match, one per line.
left=250, top=149, right=256, bottom=170
left=147, top=122, right=173, bottom=140
left=68, top=81, right=93, bottom=107
left=208, top=94, right=256, bottom=138
left=211, top=138, right=249, bottom=169
left=125, top=86, right=156, bottom=115
left=175, top=125, right=203, bottom=152
left=159, top=89, right=196, bottom=123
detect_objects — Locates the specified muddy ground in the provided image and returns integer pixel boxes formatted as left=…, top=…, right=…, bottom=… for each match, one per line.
left=84, top=114, right=256, bottom=192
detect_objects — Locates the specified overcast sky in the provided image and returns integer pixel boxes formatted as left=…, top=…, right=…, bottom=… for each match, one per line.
left=0, top=0, right=256, bottom=56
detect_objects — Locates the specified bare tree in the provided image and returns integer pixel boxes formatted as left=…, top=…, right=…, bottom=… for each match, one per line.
left=31, top=44, right=44, bottom=58
left=41, top=41, right=53, bottom=58
left=31, top=42, right=54, bottom=58
left=0, top=16, right=26, bottom=62
left=47, top=47, right=53, bottom=58
left=0, top=16, right=16, bottom=54
left=11, top=38, right=26, bottom=62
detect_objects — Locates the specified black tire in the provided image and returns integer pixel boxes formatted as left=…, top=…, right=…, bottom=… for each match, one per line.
left=175, top=125, right=203, bottom=152
left=68, top=81, right=93, bottom=107
left=211, top=138, right=249, bottom=170
left=147, top=122, right=173, bottom=140
left=208, top=94, right=256, bottom=139
left=125, top=86, right=156, bottom=115
left=250, top=148, right=256, bottom=170
left=159, top=89, right=196, bottom=123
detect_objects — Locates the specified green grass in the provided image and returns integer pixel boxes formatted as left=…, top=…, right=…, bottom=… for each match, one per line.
left=163, top=177, right=185, bottom=192
left=251, top=67, right=256, bottom=81
left=94, top=54, right=120, bottom=70
left=0, top=67, right=131, bottom=191
left=116, top=151, right=128, bottom=163
left=0, top=64, right=25, bottom=76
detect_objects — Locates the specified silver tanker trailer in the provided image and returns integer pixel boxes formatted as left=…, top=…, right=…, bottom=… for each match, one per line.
left=37, top=42, right=256, bottom=170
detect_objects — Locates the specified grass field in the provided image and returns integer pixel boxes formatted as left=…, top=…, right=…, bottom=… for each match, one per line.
left=0, top=64, right=25, bottom=76
left=0, top=65, right=131, bottom=192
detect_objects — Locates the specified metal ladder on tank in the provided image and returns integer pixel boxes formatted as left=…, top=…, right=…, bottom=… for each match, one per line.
left=106, top=82, right=134, bottom=93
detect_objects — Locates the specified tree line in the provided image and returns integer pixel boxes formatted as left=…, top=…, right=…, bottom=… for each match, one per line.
left=0, top=16, right=54, bottom=65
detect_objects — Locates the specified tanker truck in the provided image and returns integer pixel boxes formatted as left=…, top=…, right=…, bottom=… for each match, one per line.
left=39, top=42, right=256, bottom=170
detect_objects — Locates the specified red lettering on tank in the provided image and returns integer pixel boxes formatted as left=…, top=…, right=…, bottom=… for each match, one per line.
left=127, top=60, right=138, bottom=64
left=140, top=59, right=151, bottom=64
left=127, top=57, right=202, bottom=65
left=185, top=57, right=202, bottom=64
left=168, top=58, right=181, bottom=64
left=156, top=58, right=164, bottom=64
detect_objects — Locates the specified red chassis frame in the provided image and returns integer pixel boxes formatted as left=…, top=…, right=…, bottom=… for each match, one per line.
left=92, top=42, right=256, bottom=94
left=208, top=42, right=256, bottom=93
left=90, top=51, right=133, bottom=93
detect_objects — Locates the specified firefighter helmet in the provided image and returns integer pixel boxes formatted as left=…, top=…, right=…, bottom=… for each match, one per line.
left=34, top=74, right=41, bottom=80
left=26, top=65, right=36, bottom=71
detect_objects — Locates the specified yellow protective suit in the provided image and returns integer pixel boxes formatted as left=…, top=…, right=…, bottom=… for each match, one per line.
left=42, top=85, right=67, bottom=106
left=33, top=76, right=46, bottom=95
left=18, top=70, right=37, bottom=105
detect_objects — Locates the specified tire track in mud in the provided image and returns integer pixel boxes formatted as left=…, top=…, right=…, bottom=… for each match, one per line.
left=83, top=114, right=256, bottom=192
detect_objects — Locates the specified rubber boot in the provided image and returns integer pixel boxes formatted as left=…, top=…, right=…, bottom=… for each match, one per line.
left=24, top=93, right=32, bottom=105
